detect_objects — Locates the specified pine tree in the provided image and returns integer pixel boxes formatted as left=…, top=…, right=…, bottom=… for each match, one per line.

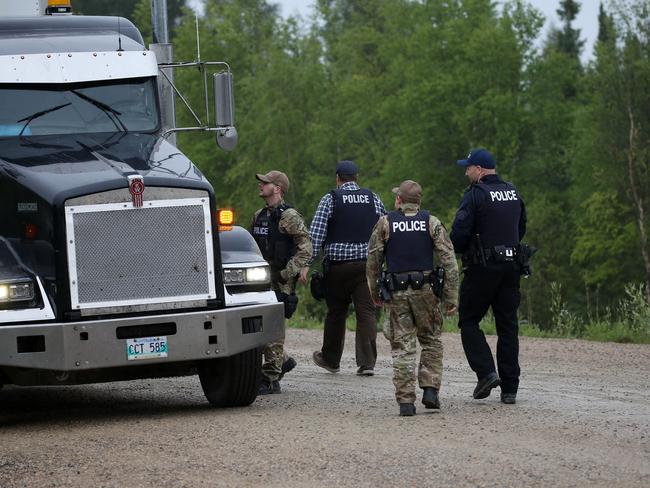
left=545, top=0, right=585, bottom=61
left=597, top=2, right=615, bottom=45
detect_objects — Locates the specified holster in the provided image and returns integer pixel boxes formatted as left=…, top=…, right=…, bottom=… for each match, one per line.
left=379, top=272, right=392, bottom=302
left=430, top=266, right=445, bottom=299
left=516, top=243, right=537, bottom=277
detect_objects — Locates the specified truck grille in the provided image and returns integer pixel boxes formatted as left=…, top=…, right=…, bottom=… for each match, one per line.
left=65, top=194, right=215, bottom=311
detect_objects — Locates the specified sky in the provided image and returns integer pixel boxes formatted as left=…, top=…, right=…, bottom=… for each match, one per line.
left=187, top=0, right=601, bottom=62
left=274, top=0, right=602, bottom=62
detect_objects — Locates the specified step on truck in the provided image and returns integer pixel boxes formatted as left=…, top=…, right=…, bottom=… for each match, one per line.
left=0, top=0, right=284, bottom=407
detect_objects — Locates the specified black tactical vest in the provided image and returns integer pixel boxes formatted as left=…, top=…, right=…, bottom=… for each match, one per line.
left=324, top=188, right=378, bottom=244
left=385, top=210, right=434, bottom=273
left=252, top=204, right=295, bottom=269
left=473, top=179, right=521, bottom=248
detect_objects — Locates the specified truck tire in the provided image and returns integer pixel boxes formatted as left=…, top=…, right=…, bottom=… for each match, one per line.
left=198, top=347, right=262, bottom=407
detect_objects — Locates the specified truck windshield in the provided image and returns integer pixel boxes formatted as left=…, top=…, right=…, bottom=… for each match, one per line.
left=0, top=77, right=159, bottom=138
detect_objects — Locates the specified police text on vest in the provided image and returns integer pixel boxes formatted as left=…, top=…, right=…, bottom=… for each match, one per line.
left=392, top=220, right=427, bottom=232
left=342, top=194, right=370, bottom=204
left=489, top=190, right=518, bottom=202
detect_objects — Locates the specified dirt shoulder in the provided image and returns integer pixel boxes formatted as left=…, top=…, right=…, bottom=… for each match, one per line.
left=1, top=329, right=648, bottom=487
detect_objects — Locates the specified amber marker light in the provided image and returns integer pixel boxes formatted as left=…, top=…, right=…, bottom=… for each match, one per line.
left=24, top=223, right=38, bottom=240
left=217, top=209, right=235, bottom=231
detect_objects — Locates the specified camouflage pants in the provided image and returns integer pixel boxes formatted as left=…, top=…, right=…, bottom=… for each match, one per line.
left=262, top=278, right=293, bottom=381
left=262, top=340, right=286, bottom=381
left=384, top=285, right=443, bottom=404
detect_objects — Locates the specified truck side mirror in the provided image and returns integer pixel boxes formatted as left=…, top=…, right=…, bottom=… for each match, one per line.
left=214, top=72, right=238, bottom=151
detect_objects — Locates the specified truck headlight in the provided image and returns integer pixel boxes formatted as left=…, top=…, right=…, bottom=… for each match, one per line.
left=223, top=266, right=270, bottom=285
left=0, top=279, right=35, bottom=302
left=245, top=267, right=269, bottom=283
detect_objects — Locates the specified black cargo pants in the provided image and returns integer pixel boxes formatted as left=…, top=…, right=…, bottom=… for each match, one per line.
left=457, top=261, right=521, bottom=394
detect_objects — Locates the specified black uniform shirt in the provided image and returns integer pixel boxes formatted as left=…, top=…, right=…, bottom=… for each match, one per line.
left=450, top=174, right=527, bottom=254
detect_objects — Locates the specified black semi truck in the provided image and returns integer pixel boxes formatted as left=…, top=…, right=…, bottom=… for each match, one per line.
left=0, top=1, right=283, bottom=407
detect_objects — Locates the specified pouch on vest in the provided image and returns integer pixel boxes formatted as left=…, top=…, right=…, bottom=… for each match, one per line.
left=390, top=272, right=411, bottom=291
left=388, top=271, right=426, bottom=292
left=409, top=271, right=425, bottom=290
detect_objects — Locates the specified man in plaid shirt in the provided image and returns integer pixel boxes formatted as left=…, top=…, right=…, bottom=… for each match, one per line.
left=299, top=160, right=387, bottom=375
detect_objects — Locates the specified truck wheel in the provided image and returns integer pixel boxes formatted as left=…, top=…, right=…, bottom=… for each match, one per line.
left=197, top=347, right=262, bottom=407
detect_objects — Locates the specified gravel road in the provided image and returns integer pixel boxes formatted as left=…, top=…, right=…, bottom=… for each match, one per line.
left=1, top=328, right=648, bottom=487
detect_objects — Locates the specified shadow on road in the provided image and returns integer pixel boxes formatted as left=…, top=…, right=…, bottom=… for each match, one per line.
left=0, top=382, right=231, bottom=427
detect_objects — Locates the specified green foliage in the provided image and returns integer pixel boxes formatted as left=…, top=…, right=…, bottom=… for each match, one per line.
left=73, top=0, right=186, bottom=41
left=72, top=0, right=137, bottom=17
left=597, top=1, right=616, bottom=44
left=547, top=0, right=586, bottom=60
left=110, top=0, right=650, bottom=342
left=571, top=191, right=639, bottom=290
left=549, top=282, right=583, bottom=336
left=618, top=283, right=650, bottom=334
left=571, top=0, right=650, bottom=307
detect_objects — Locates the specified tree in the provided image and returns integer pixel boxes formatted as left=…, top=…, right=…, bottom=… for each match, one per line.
left=571, top=0, right=650, bottom=304
left=72, top=0, right=136, bottom=17
left=170, top=0, right=330, bottom=224
left=547, top=0, right=586, bottom=60
left=597, top=1, right=615, bottom=44
left=72, top=0, right=187, bottom=41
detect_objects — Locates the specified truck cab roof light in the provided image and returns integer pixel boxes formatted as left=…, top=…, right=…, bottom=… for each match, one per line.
left=46, top=0, right=72, bottom=15
left=217, top=209, right=234, bottom=232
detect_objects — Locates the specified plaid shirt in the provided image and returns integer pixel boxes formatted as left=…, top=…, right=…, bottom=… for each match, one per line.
left=309, top=182, right=387, bottom=264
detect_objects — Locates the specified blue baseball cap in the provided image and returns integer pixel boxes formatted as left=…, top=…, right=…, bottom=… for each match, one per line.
left=336, top=160, right=358, bottom=175
left=456, top=148, right=496, bottom=169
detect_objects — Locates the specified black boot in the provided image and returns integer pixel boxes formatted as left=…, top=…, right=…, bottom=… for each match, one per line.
left=259, top=378, right=281, bottom=395
left=500, top=392, right=517, bottom=404
left=473, top=372, right=500, bottom=399
left=422, top=387, right=440, bottom=409
left=399, top=403, right=416, bottom=416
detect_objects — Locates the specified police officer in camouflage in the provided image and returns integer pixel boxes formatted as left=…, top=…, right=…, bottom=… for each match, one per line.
left=251, top=170, right=312, bottom=395
left=451, top=149, right=527, bottom=404
left=367, top=180, right=459, bottom=416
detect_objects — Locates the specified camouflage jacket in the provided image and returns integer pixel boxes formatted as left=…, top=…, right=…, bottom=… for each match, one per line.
left=366, top=202, right=459, bottom=306
left=252, top=200, right=313, bottom=286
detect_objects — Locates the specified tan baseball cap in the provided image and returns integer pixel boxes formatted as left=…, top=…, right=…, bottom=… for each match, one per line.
left=392, top=180, right=422, bottom=203
left=256, top=170, right=290, bottom=193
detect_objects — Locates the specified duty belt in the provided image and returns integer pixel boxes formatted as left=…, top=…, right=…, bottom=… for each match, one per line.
left=384, top=271, right=433, bottom=291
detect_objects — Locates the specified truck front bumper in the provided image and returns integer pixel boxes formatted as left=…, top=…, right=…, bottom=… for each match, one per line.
left=0, top=303, right=284, bottom=371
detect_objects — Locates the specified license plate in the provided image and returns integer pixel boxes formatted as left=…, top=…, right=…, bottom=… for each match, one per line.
left=126, top=336, right=168, bottom=361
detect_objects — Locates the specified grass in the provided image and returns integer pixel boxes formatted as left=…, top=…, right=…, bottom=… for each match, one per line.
left=287, top=314, right=650, bottom=344
left=287, top=283, right=650, bottom=344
